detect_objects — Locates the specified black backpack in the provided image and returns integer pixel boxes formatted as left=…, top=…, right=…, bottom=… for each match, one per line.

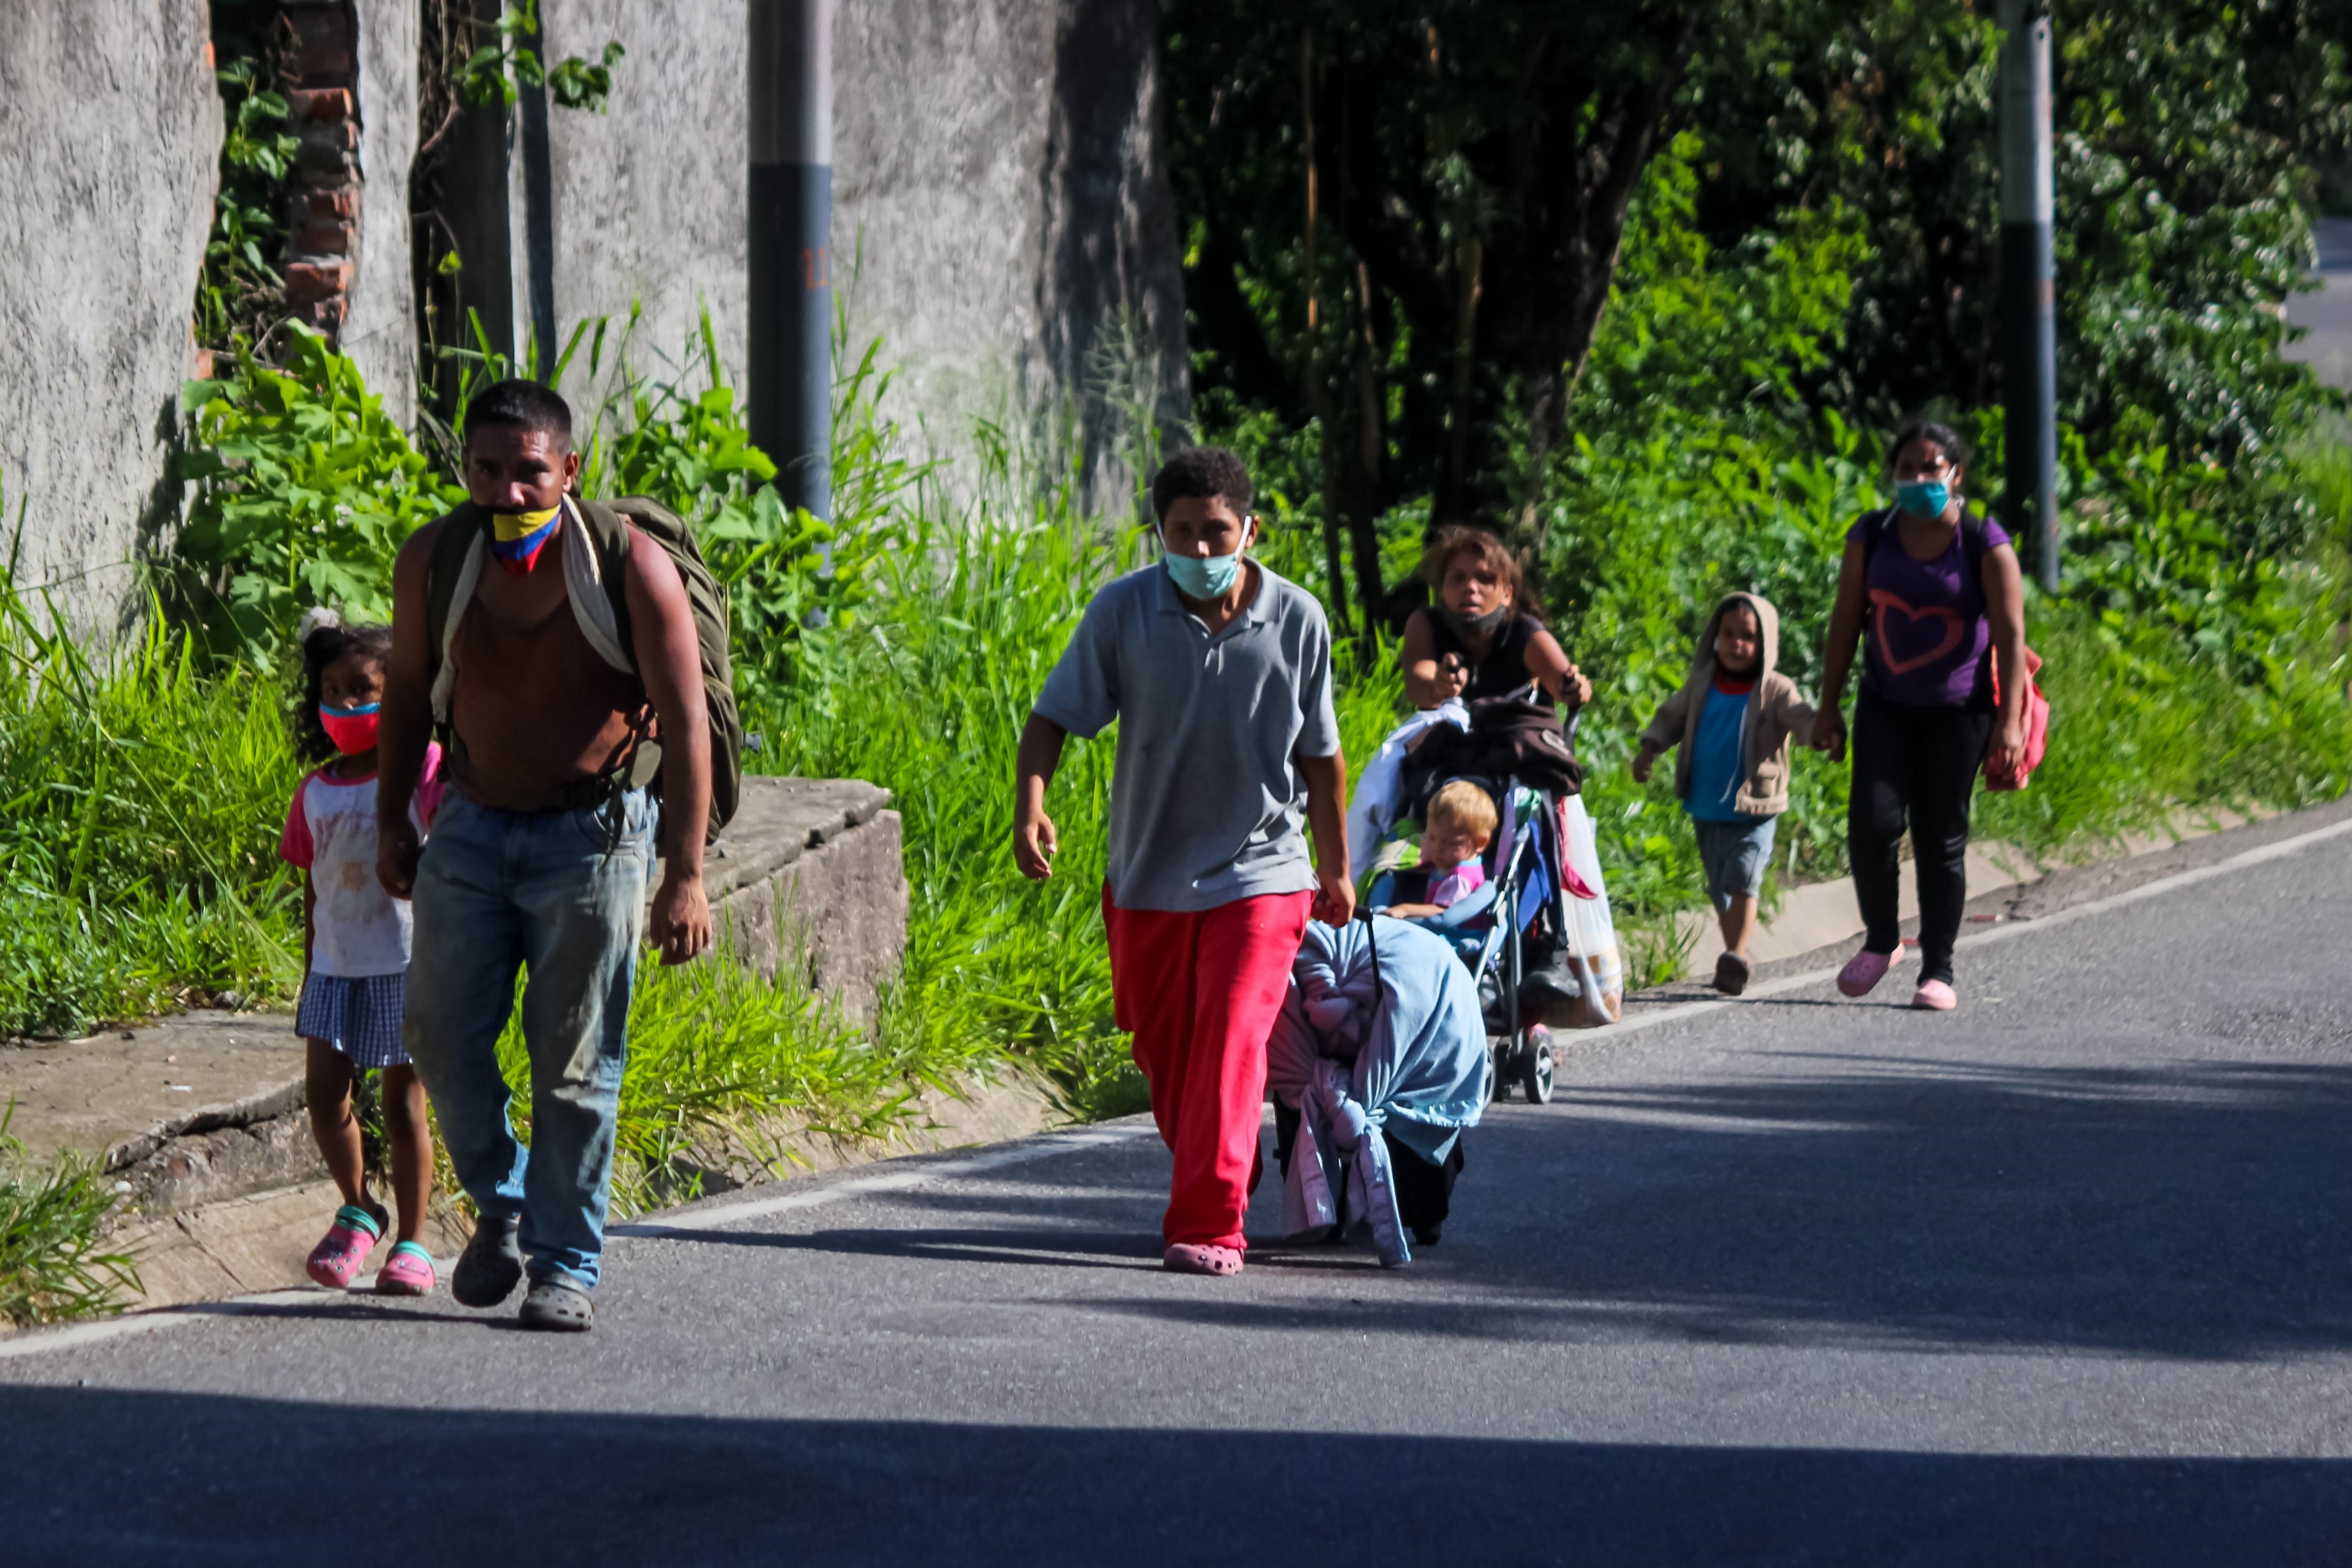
left=422, top=495, right=744, bottom=840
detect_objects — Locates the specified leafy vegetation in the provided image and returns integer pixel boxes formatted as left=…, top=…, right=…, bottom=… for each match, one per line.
left=1220, top=116, right=2352, bottom=982
left=0, top=1105, right=141, bottom=1327
left=195, top=3, right=300, bottom=355
left=1168, top=0, right=2352, bottom=613
left=0, top=514, right=299, bottom=1040
left=448, top=1, right=625, bottom=114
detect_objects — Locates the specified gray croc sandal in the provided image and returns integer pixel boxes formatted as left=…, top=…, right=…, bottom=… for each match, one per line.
left=1712, top=951, right=1752, bottom=996
left=452, top=1214, right=523, bottom=1308
left=516, top=1276, right=595, bottom=1333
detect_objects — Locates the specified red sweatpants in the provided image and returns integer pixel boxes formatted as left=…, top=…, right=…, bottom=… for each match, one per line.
left=1103, top=888, right=1314, bottom=1250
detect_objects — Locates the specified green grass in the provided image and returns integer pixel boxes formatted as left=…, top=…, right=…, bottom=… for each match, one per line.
left=0, top=1103, right=141, bottom=1327
left=0, top=551, right=304, bottom=1040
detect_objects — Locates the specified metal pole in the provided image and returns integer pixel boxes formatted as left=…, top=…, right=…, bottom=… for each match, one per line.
left=747, top=0, right=834, bottom=527
left=1999, top=0, right=2059, bottom=592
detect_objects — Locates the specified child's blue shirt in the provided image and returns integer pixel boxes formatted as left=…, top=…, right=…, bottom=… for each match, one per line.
left=1684, top=682, right=1761, bottom=824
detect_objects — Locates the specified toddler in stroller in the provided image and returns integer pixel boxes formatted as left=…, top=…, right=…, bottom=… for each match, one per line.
left=1375, top=780, right=1495, bottom=920
left=1266, top=915, right=1490, bottom=1266
left=1360, top=755, right=1624, bottom=1104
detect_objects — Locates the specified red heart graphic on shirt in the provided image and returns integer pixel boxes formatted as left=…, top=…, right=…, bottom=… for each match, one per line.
left=1870, top=589, right=1964, bottom=675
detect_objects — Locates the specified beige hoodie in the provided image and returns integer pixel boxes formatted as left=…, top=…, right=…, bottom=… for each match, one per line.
left=1637, top=591, right=1817, bottom=818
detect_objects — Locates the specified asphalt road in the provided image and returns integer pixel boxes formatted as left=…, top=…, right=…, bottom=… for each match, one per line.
left=4, top=816, right=2349, bottom=1566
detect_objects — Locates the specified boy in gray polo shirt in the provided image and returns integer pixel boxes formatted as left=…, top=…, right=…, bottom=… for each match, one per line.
left=1015, top=446, right=1353, bottom=1277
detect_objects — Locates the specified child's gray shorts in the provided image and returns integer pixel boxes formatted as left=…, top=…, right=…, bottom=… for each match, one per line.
left=1693, top=816, right=1776, bottom=911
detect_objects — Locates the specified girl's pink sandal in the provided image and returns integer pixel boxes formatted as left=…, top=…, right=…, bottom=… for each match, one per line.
left=374, top=1242, right=437, bottom=1296
left=1836, top=945, right=1903, bottom=998
left=1163, top=1242, right=1244, bottom=1277
left=1910, top=979, right=1957, bottom=1011
left=306, top=1204, right=384, bottom=1288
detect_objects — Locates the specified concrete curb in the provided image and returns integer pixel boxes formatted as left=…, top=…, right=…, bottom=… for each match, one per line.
left=0, top=1095, right=1144, bottom=1360
left=0, top=1065, right=1064, bottom=1328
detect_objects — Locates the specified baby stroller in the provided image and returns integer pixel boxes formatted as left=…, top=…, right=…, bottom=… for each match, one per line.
left=1361, top=703, right=1624, bottom=1105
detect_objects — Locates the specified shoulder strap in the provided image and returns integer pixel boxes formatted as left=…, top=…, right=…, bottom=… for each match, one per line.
left=423, top=506, right=486, bottom=729
left=1959, top=510, right=1993, bottom=602
left=1859, top=506, right=1898, bottom=579
left=557, top=496, right=635, bottom=677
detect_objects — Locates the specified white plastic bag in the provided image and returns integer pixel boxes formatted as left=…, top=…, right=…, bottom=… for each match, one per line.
left=1552, top=795, right=1623, bottom=1026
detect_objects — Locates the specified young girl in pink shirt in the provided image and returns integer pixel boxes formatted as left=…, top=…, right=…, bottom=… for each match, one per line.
left=280, top=611, right=444, bottom=1294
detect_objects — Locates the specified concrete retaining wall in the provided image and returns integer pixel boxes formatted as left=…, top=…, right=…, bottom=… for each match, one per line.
left=702, top=776, right=909, bottom=1021
left=344, top=0, right=420, bottom=430
left=0, top=1, right=218, bottom=629
left=0, top=0, right=1187, bottom=634
left=469, top=0, right=1188, bottom=497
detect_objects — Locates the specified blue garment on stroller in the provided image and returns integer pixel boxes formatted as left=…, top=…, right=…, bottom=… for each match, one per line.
left=1265, top=915, right=1491, bottom=1267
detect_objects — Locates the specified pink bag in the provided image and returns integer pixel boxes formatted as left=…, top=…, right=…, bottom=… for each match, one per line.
left=1983, top=647, right=2049, bottom=792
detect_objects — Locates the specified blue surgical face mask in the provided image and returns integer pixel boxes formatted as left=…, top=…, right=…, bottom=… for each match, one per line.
left=1895, top=479, right=1951, bottom=519
left=1160, top=529, right=1248, bottom=600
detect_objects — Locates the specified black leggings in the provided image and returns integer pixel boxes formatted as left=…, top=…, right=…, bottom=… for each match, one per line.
left=1849, top=688, right=1994, bottom=985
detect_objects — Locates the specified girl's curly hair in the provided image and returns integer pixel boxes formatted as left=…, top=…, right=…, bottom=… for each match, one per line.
left=295, top=608, right=393, bottom=764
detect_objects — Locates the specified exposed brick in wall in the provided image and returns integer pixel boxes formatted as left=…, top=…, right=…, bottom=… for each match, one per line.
left=280, top=1, right=364, bottom=336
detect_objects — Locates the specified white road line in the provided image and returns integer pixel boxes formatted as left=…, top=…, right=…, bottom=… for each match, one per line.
left=0, top=1288, right=320, bottom=1362
left=0, top=1119, right=1158, bottom=1362
left=608, top=1119, right=1159, bottom=1238
left=1609, top=812, right=2352, bottom=1037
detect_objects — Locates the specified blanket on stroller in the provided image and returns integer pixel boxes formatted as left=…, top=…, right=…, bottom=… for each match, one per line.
left=1265, top=916, right=1490, bottom=1266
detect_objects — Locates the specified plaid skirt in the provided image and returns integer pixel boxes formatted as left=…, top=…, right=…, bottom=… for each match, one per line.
left=295, top=971, right=410, bottom=1069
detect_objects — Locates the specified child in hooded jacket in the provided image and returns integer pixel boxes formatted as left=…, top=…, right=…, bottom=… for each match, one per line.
left=1632, top=592, right=1822, bottom=995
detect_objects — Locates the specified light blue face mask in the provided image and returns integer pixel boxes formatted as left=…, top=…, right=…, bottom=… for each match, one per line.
left=1160, top=529, right=1249, bottom=600
left=1895, top=479, right=1951, bottom=519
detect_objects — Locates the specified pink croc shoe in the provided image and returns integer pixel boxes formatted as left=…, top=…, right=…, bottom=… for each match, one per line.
left=1910, top=979, right=1957, bottom=1011
left=1836, top=945, right=1903, bottom=998
left=374, top=1242, right=437, bottom=1297
left=1163, top=1242, right=1245, bottom=1277
left=306, top=1203, right=384, bottom=1289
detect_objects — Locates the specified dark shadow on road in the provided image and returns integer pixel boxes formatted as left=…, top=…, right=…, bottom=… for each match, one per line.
left=0, top=1385, right=2344, bottom=1567
left=1017, top=1058, right=2352, bottom=1360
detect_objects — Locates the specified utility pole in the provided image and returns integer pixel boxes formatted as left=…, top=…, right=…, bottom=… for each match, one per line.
left=747, top=0, right=835, bottom=529
left=1999, top=0, right=2059, bottom=592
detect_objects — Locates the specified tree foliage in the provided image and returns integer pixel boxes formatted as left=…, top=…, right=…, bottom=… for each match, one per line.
left=1168, top=0, right=2352, bottom=619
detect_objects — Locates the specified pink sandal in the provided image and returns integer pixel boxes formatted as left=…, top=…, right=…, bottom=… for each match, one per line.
left=1910, top=979, right=1957, bottom=1011
left=1836, top=944, right=1906, bottom=998
left=1163, top=1242, right=1245, bottom=1277
left=306, top=1203, right=384, bottom=1288
left=374, top=1242, right=437, bottom=1296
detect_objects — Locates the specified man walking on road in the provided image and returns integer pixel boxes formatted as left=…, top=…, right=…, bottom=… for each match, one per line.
left=1014, top=446, right=1353, bottom=1279
left=376, top=380, right=714, bottom=1333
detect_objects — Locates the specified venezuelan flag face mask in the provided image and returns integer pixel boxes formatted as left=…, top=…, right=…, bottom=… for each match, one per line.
left=491, top=503, right=562, bottom=574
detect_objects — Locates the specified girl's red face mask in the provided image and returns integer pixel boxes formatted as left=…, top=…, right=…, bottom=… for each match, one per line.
left=319, top=703, right=381, bottom=754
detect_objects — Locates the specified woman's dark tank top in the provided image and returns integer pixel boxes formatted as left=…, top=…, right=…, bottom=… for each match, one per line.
left=1425, top=611, right=1553, bottom=711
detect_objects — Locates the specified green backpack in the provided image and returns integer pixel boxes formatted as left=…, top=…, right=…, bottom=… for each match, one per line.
left=422, top=494, right=745, bottom=841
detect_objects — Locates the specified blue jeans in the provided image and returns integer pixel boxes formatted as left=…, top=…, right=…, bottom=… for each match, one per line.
left=402, top=787, right=657, bottom=1288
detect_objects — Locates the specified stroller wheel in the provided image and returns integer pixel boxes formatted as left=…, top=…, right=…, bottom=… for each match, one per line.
left=1488, top=1037, right=1513, bottom=1103
left=1519, top=1031, right=1556, bottom=1106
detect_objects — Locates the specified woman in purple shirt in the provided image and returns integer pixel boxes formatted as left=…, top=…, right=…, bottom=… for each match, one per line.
left=1810, top=422, right=2031, bottom=1011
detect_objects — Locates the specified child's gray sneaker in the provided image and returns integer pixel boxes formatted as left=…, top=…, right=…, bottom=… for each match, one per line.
left=451, top=1214, right=523, bottom=1308
left=517, top=1276, right=594, bottom=1332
